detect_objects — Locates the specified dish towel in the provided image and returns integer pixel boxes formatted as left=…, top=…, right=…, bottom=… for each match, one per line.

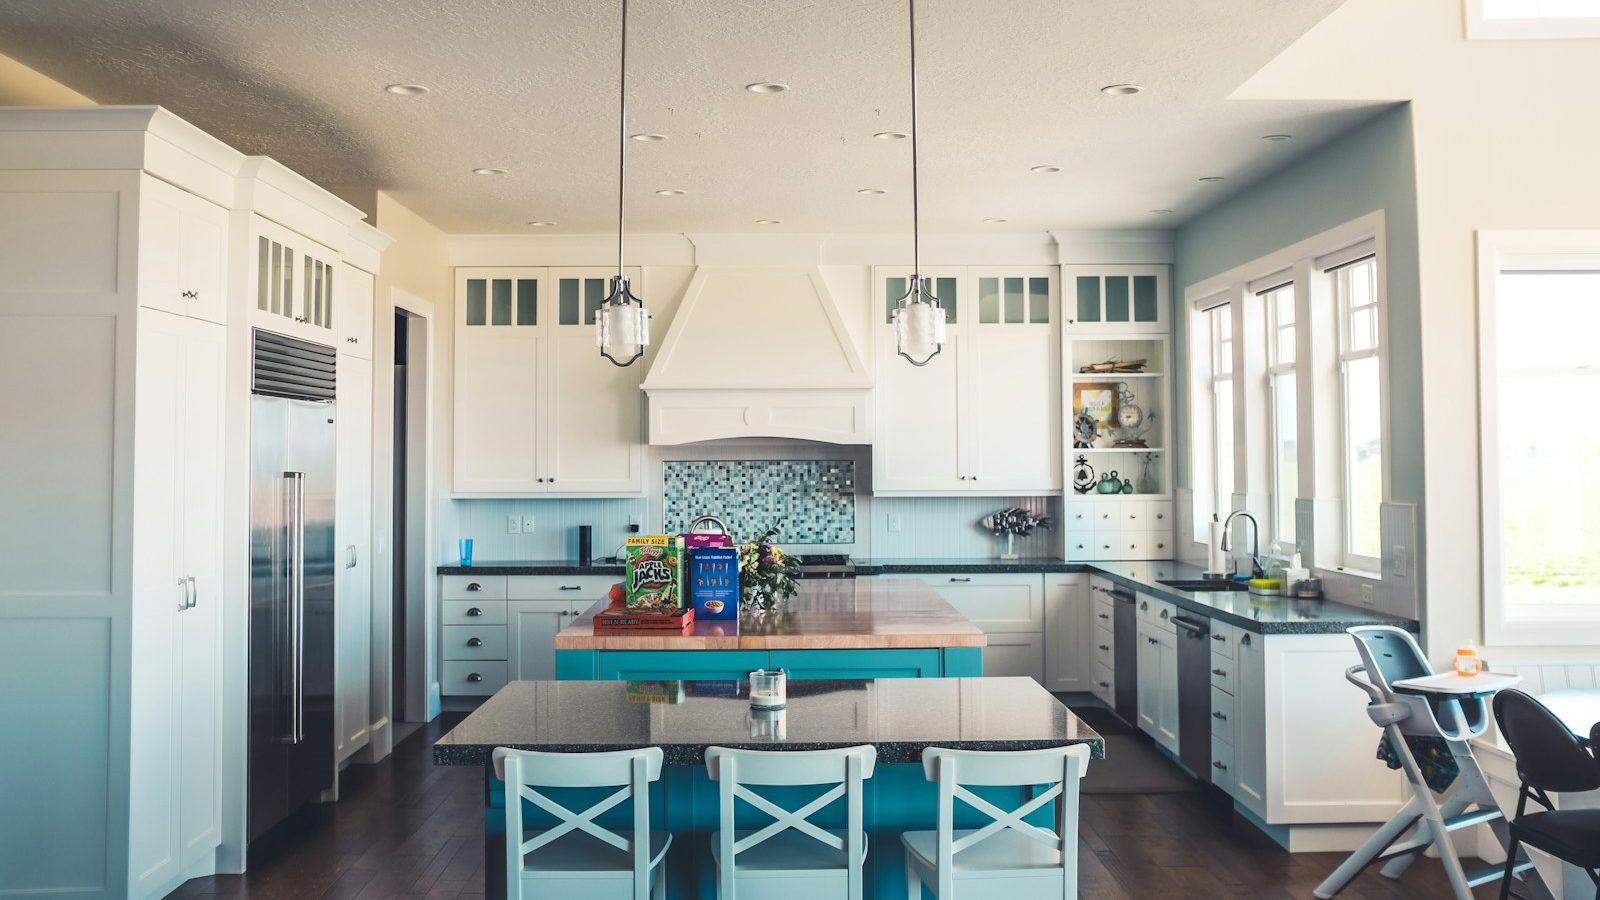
left=1376, top=734, right=1460, bottom=793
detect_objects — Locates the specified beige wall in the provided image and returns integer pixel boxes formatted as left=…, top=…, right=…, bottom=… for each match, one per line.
left=1238, top=1, right=1600, bottom=661
left=0, top=51, right=94, bottom=106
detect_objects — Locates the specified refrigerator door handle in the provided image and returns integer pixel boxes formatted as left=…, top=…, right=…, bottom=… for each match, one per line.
left=286, top=470, right=307, bottom=745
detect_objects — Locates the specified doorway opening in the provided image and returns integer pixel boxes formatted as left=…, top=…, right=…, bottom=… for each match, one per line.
left=391, top=306, right=430, bottom=742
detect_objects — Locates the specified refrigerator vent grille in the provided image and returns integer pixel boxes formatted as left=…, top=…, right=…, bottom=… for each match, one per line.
left=252, top=330, right=336, bottom=400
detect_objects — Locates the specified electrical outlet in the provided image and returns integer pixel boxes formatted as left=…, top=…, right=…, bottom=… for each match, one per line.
left=887, top=513, right=902, bottom=533
left=1361, top=582, right=1376, bottom=607
left=506, top=514, right=521, bottom=535
left=522, top=515, right=536, bottom=533
left=1392, top=543, right=1408, bottom=577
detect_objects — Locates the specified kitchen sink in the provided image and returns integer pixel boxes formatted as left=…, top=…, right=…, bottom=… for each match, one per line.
left=1158, top=578, right=1248, bottom=593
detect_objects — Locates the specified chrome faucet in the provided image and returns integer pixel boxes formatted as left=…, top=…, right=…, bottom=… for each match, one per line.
left=687, top=514, right=729, bottom=535
left=1220, top=510, right=1266, bottom=580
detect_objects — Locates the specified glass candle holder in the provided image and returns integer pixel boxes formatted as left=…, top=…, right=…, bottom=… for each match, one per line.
left=749, top=668, right=787, bottom=709
left=748, top=706, right=788, bottom=741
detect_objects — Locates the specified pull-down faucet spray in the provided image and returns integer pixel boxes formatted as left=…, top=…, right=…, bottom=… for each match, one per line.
left=1220, top=510, right=1266, bottom=580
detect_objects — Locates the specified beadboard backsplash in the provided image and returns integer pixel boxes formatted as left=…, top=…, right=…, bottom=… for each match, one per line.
left=663, top=459, right=856, bottom=544
left=869, top=495, right=1064, bottom=559
left=450, top=498, right=648, bottom=561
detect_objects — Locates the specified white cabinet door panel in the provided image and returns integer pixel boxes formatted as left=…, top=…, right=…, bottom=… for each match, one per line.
left=335, top=355, right=373, bottom=761
left=544, top=330, right=643, bottom=493
left=1043, top=575, right=1089, bottom=692
left=980, top=633, right=1043, bottom=680
left=969, top=327, right=1060, bottom=492
left=924, top=574, right=1044, bottom=633
left=508, top=600, right=573, bottom=681
left=453, top=330, right=541, bottom=493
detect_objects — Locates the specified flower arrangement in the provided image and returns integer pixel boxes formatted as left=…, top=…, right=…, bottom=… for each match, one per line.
left=738, top=524, right=800, bottom=612
left=981, top=507, right=1054, bottom=560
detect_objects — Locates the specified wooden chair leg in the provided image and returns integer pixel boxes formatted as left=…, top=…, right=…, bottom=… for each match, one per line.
left=1497, top=837, right=1520, bottom=900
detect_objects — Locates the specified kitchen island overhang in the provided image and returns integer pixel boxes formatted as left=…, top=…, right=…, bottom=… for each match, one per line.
left=552, top=577, right=989, bottom=681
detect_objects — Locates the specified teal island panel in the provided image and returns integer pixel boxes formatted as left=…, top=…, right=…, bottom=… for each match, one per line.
left=554, top=647, right=983, bottom=680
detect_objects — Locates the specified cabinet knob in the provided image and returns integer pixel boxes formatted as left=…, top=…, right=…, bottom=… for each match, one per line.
left=347, top=336, right=358, bottom=343
left=466, top=607, right=482, bottom=617
left=1213, top=711, right=1227, bottom=720
left=1159, top=609, right=1169, bottom=620
left=466, top=582, right=482, bottom=591
left=537, top=477, right=546, bottom=483
left=1129, top=514, right=1137, bottom=520
left=1241, top=634, right=1252, bottom=646
left=467, top=673, right=483, bottom=683
left=1140, top=601, right=1148, bottom=611
left=1212, top=667, right=1227, bottom=676
left=467, top=637, right=483, bottom=647
left=560, top=610, right=572, bottom=617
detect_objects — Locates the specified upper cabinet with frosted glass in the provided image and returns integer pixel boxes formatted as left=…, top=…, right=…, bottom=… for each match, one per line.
left=1064, top=264, right=1168, bottom=332
left=249, top=214, right=342, bottom=343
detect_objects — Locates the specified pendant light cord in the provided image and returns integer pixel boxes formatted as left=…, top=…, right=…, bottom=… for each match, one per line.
left=617, top=0, right=628, bottom=280
left=908, top=0, right=921, bottom=282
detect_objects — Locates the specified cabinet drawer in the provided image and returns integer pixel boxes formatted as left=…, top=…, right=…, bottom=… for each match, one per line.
left=442, top=575, right=507, bottom=601
left=1210, top=734, right=1236, bottom=793
left=1146, top=530, right=1173, bottom=559
left=926, top=574, right=1044, bottom=633
left=1147, top=501, right=1173, bottom=528
left=1091, top=603, right=1114, bottom=630
left=1092, top=661, right=1115, bottom=703
left=1210, top=655, right=1236, bottom=695
left=442, top=625, right=508, bottom=661
left=508, top=574, right=617, bottom=601
left=443, top=600, right=507, bottom=626
left=1092, top=632, right=1115, bottom=670
left=1138, top=595, right=1176, bottom=632
left=1209, top=620, right=1237, bottom=660
left=441, top=660, right=508, bottom=696
left=1119, top=534, right=1146, bottom=560
left=1064, top=504, right=1096, bottom=531
left=1210, top=685, right=1235, bottom=740
left=1066, top=534, right=1095, bottom=561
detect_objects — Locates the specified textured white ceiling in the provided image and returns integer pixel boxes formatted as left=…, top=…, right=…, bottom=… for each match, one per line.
left=0, top=0, right=1389, bottom=233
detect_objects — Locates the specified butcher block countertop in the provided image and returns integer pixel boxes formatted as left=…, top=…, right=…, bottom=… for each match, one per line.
left=552, top=578, right=988, bottom=651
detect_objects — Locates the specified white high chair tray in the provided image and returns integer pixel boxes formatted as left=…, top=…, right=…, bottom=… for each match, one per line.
left=1391, top=671, right=1522, bottom=695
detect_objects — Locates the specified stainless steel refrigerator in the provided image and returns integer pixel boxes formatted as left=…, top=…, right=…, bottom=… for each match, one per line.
left=248, top=330, right=337, bottom=842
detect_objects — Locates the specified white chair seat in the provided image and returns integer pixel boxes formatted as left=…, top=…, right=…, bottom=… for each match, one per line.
left=710, top=829, right=868, bottom=873
left=519, top=828, right=672, bottom=875
left=902, top=828, right=1062, bottom=874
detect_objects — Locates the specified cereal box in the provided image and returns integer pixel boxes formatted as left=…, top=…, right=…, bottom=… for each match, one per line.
left=689, top=546, right=739, bottom=620
left=624, top=534, right=685, bottom=610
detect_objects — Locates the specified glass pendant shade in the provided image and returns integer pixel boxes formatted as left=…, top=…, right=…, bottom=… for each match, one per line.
left=893, top=276, right=945, bottom=366
left=596, top=274, right=650, bottom=366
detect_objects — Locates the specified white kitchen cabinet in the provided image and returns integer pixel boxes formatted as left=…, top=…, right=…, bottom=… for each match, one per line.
left=140, top=176, right=229, bottom=325
left=1135, top=618, right=1179, bottom=755
left=507, top=600, right=576, bottom=681
left=248, top=214, right=341, bottom=343
left=452, top=267, right=644, bottom=495
left=1043, top=574, right=1090, bottom=692
left=336, top=262, right=375, bottom=359
left=1233, top=629, right=1269, bottom=817
left=1063, top=264, right=1167, bottom=332
left=912, top=573, right=1045, bottom=683
left=873, top=267, right=1061, bottom=494
left=981, top=633, right=1045, bottom=679
left=334, top=352, right=373, bottom=762
left=130, top=308, right=226, bottom=893
left=443, top=575, right=614, bottom=699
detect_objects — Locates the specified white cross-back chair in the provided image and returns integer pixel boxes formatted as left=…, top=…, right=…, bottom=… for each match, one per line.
left=492, top=746, right=672, bottom=900
left=901, top=745, right=1092, bottom=900
left=704, top=745, right=877, bottom=899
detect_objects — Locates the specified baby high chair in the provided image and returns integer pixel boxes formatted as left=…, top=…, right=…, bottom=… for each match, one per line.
left=1315, top=626, right=1542, bottom=900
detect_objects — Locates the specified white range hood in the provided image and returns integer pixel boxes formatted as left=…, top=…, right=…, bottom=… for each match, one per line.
left=640, top=265, right=872, bottom=444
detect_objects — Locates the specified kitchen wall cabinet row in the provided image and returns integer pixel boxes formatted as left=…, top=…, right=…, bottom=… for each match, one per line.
left=0, top=107, right=388, bottom=899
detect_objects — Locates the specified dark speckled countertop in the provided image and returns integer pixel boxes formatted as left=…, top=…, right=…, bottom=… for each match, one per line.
left=433, top=676, right=1104, bottom=767
left=437, top=556, right=1416, bottom=635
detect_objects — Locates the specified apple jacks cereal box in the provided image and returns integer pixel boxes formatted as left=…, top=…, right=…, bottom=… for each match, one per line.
left=624, top=535, right=685, bottom=611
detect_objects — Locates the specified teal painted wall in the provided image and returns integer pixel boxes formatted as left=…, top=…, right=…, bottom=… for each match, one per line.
left=1172, top=103, right=1423, bottom=522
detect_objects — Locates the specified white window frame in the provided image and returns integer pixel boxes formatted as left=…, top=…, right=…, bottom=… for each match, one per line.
left=1262, top=283, right=1298, bottom=552
left=1464, top=0, right=1600, bottom=39
left=1334, top=257, right=1384, bottom=572
left=1211, top=303, right=1235, bottom=525
left=1478, top=229, right=1600, bottom=645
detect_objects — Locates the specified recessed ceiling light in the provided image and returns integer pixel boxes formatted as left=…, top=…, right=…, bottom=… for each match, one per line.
left=873, top=131, right=909, bottom=140
left=655, top=189, right=687, bottom=196
left=1149, top=209, right=1174, bottom=216
left=472, top=167, right=509, bottom=176
left=745, top=82, right=789, bottom=94
left=1198, top=176, right=1225, bottom=183
left=755, top=219, right=782, bottom=225
left=1030, top=165, right=1062, bottom=174
left=1261, top=133, right=1293, bottom=142
left=384, top=83, right=430, bottom=96
left=1100, top=83, right=1144, bottom=96
left=857, top=188, right=887, bottom=195
left=526, top=221, right=556, bottom=227
left=982, top=218, right=1008, bottom=224
left=629, top=133, right=667, bottom=142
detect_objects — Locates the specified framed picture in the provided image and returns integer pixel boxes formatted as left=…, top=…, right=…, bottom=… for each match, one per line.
left=1073, top=382, right=1119, bottom=427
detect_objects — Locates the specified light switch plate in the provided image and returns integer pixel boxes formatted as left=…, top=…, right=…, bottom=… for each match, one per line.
left=887, top=513, right=902, bottom=533
left=506, top=514, right=521, bottom=535
left=521, top=515, right=536, bottom=533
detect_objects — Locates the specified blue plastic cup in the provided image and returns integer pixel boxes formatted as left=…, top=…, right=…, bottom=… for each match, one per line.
left=458, top=538, right=474, bottom=567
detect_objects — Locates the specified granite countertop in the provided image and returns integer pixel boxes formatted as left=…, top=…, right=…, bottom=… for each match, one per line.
left=432, top=676, right=1104, bottom=767
left=553, top=578, right=987, bottom=650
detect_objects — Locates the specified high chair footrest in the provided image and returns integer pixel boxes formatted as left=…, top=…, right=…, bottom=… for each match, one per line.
left=1442, top=808, right=1504, bottom=832
left=1465, top=860, right=1535, bottom=889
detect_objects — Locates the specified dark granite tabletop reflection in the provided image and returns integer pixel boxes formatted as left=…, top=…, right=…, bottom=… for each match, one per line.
left=433, top=677, right=1104, bottom=767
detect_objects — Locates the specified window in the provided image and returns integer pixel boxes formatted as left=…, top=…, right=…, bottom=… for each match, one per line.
left=1466, top=0, right=1600, bottom=38
left=1263, top=283, right=1297, bottom=549
left=1335, top=259, right=1383, bottom=567
left=1480, top=231, right=1600, bottom=643
left=1210, top=305, right=1235, bottom=521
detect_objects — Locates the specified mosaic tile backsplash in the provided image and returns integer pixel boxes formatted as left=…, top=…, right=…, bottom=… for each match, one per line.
left=663, top=460, right=855, bottom=544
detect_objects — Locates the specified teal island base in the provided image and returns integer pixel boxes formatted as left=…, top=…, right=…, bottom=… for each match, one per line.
left=555, top=646, right=983, bottom=680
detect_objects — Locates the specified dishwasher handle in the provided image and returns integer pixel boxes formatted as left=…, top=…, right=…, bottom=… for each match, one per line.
left=1172, top=615, right=1209, bottom=637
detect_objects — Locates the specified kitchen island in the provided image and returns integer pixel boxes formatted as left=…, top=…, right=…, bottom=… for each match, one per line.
left=552, top=577, right=988, bottom=681
left=435, top=676, right=1103, bottom=899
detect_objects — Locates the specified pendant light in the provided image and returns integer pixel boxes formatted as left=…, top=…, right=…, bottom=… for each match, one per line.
left=596, top=0, right=651, bottom=367
left=891, top=0, right=945, bottom=366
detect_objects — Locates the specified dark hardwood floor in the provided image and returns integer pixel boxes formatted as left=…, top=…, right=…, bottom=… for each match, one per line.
left=174, top=711, right=1505, bottom=899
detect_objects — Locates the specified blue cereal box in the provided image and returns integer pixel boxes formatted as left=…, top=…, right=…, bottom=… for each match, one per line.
left=689, top=546, right=740, bottom=620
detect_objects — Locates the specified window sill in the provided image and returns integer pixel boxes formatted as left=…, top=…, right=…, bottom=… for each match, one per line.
left=1324, top=565, right=1381, bottom=582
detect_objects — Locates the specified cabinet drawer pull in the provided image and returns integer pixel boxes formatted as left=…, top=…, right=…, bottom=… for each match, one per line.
left=559, top=585, right=582, bottom=591
left=1211, top=633, right=1226, bottom=642
left=1140, top=601, right=1149, bottom=611
left=1098, top=644, right=1110, bottom=651
left=1213, top=761, right=1228, bottom=771
left=1097, top=613, right=1110, bottom=621
left=466, top=637, right=483, bottom=647
left=466, top=582, right=483, bottom=592
left=1212, top=667, right=1227, bottom=676
left=949, top=577, right=972, bottom=583
left=1097, top=681, right=1110, bottom=688
left=1160, top=609, right=1169, bottom=620
left=1240, top=634, right=1252, bottom=646
left=466, top=672, right=483, bottom=683
left=1213, top=711, right=1227, bottom=721
left=466, top=607, right=482, bottom=617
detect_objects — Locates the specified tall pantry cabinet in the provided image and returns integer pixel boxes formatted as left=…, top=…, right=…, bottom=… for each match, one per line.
left=0, top=107, right=391, bottom=900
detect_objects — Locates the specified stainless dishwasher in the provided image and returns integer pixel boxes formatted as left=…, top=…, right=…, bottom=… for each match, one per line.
left=1173, top=614, right=1213, bottom=781
left=1111, top=586, right=1138, bottom=724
